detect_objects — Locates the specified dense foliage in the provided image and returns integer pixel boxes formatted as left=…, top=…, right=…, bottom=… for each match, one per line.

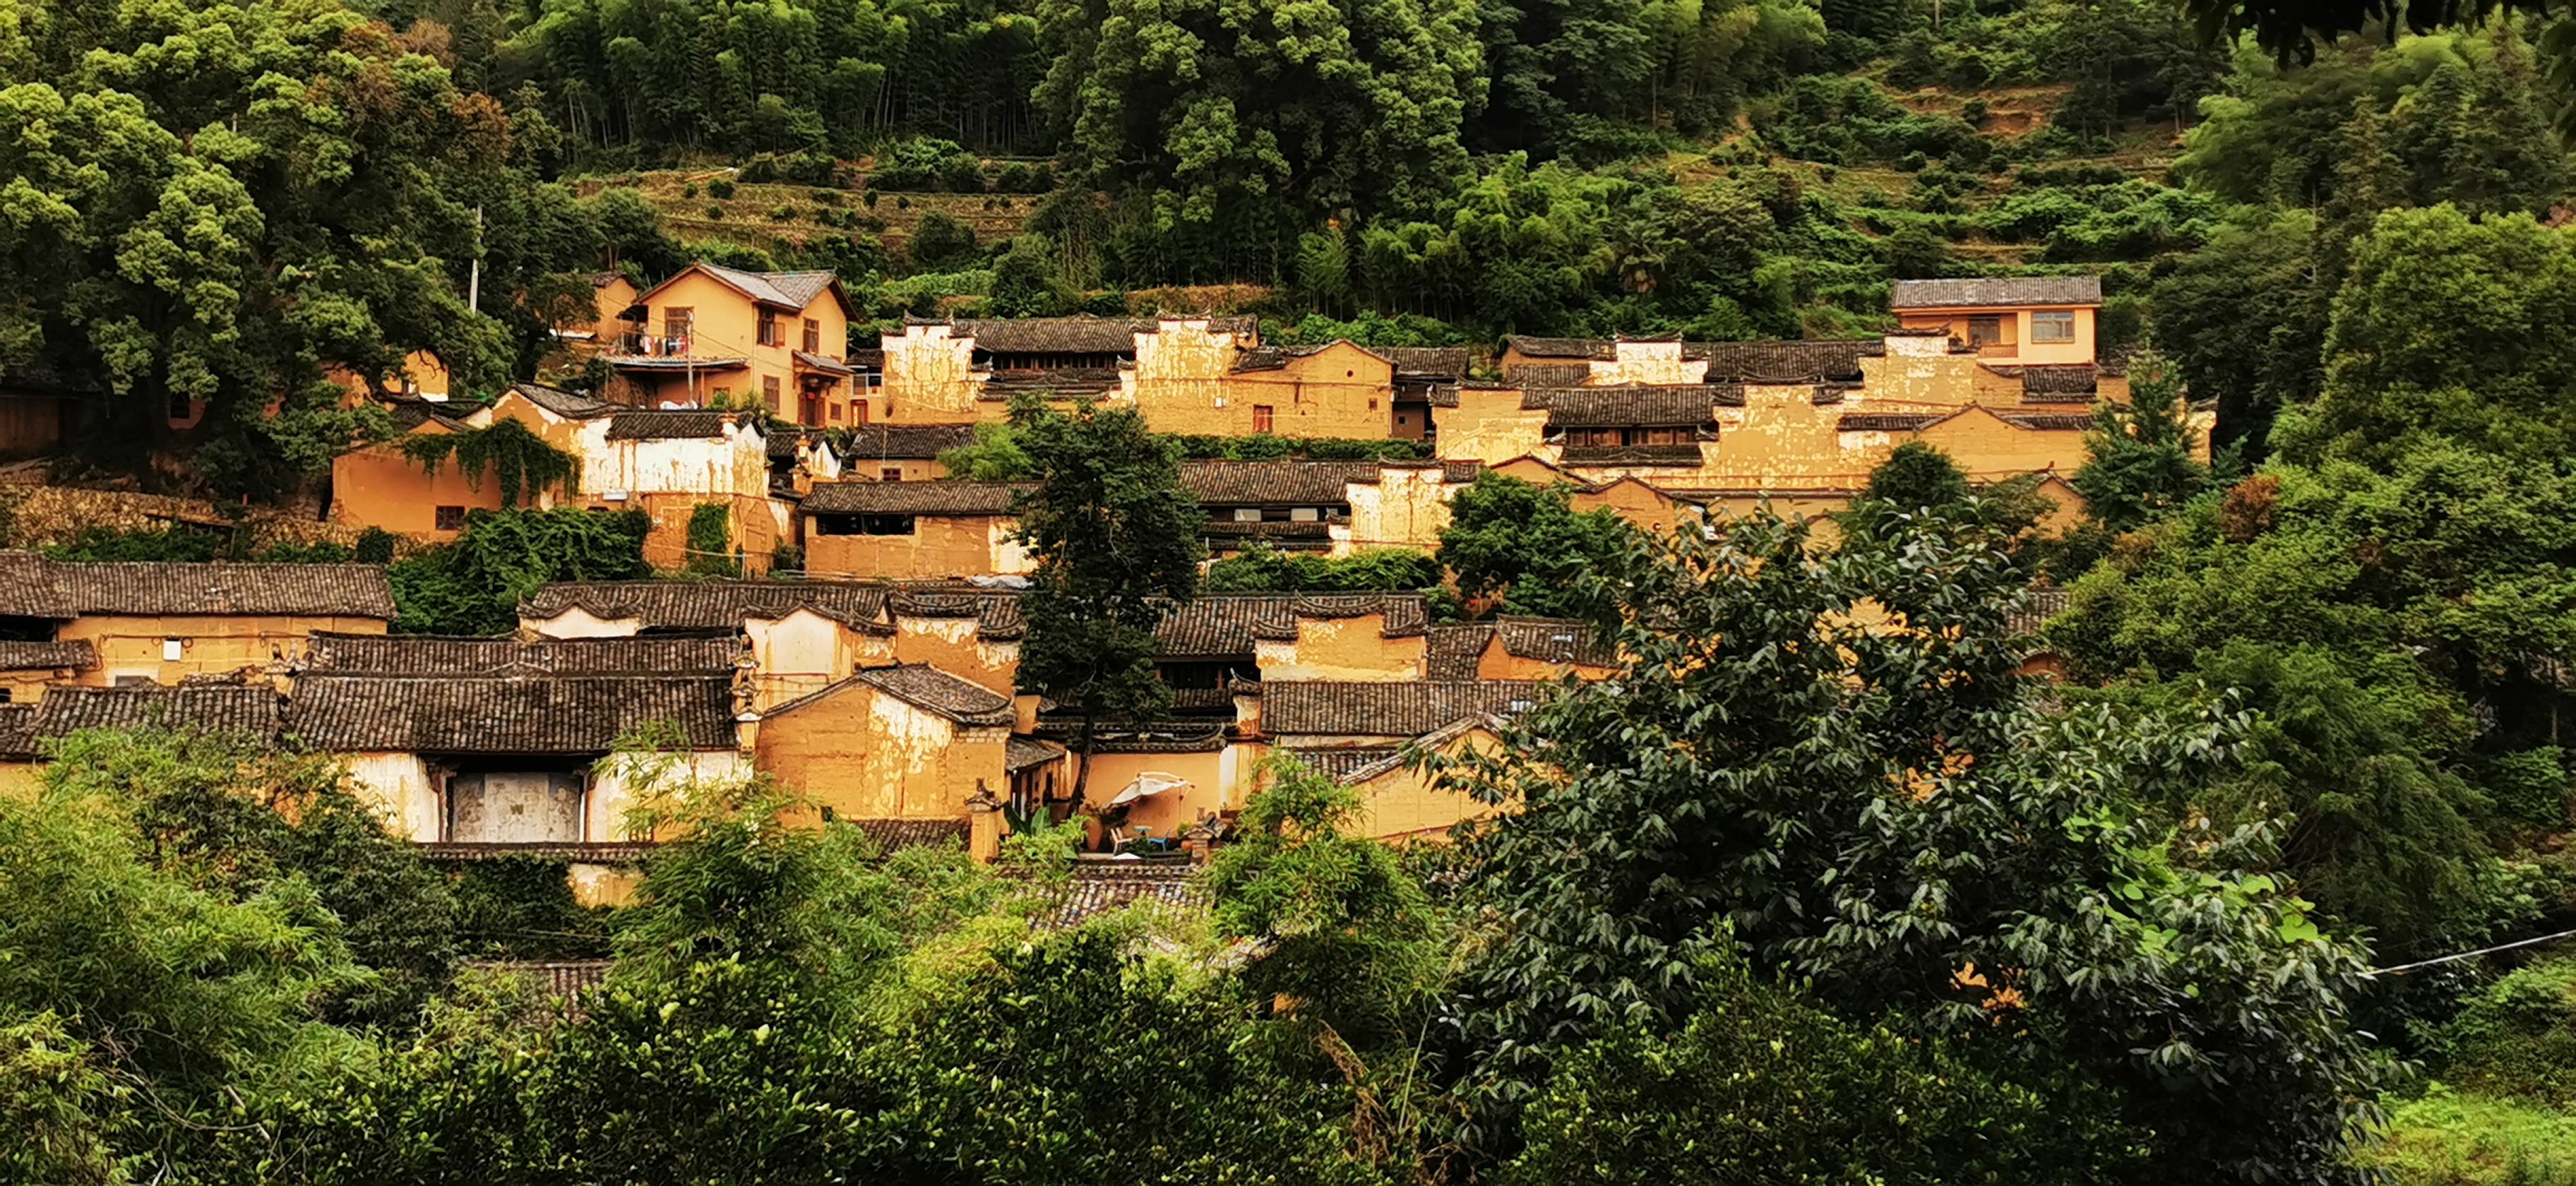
left=1007, top=400, right=1205, bottom=803
left=389, top=506, right=652, bottom=634
left=1436, top=472, right=1636, bottom=618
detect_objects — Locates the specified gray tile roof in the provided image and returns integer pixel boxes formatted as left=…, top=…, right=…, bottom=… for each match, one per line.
left=1006, top=735, right=1066, bottom=772
left=1377, top=346, right=1472, bottom=378
left=1179, top=460, right=1477, bottom=505
left=1155, top=594, right=1429, bottom=657
left=799, top=480, right=1028, bottom=515
left=852, top=664, right=1015, bottom=726
left=509, top=383, right=619, bottom=419
left=696, top=263, right=844, bottom=311
left=1260, top=680, right=1545, bottom=737
left=1836, top=412, right=1953, bottom=433
left=604, top=409, right=763, bottom=441
left=1, top=684, right=285, bottom=757
left=1522, top=385, right=1736, bottom=426
left=286, top=673, right=739, bottom=753
left=1889, top=276, right=2102, bottom=309
left=0, top=639, right=95, bottom=671
left=1492, top=617, right=1616, bottom=666
left=300, top=632, right=742, bottom=676
left=840, top=423, right=978, bottom=461
left=1036, top=862, right=1207, bottom=928
left=521, top=580, right=892, bottom=632
left=19, top=556, right=398, bottom=618
left=951, top=316, right=1255, bottom=355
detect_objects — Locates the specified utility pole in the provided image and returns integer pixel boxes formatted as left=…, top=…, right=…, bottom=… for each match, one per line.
left=467, top=203, right=484, bottom=313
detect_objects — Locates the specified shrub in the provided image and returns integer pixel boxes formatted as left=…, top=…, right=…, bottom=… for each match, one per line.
left=708, top=177, right=737, bottom=200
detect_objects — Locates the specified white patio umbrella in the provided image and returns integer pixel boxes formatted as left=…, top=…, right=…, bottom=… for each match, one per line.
left=1105, top=771, right=1192, bottom=808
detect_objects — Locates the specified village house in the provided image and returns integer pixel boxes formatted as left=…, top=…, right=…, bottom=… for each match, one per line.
left=518, top=579, right=897, bottom=710
left=751, top=663, right=1018, bottom=823
left=798, top=481, right=1033, bottom=580
left=0, top=684, right=285, bottom=791
left=598, top=262, right=860, bottom=426
left=883, top=586, right=1025, bottom=697
left=1254, top=680, right=1549, bottom=839
left=0, top=553, right=395, bottom=691
left=1890, top=275, right=2104, bottom=368
left=1441, top=291, right=2179, bottom=510
left=838, top=422, right=978, bottom=482
left=871, top=316, right=1447, bottom=440
left=333, top=385, right=814, bottom=570
left=1184, top=459, right=1483, bottom=556
left=331, top=383, right=614, bottom=540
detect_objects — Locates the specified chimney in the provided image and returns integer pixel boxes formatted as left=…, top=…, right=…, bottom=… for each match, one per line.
left=965, top=781, right=1004, bottom=865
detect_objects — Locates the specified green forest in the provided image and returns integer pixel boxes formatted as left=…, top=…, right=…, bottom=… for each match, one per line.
left=8, top=0, right=2576, bottom=1180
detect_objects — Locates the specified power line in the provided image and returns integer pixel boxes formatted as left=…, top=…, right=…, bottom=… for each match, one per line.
left=2366, top=926, right=2576, bottom=977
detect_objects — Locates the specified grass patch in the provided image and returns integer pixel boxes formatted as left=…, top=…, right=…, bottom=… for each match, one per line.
left=2368, top=1084, right=2576, bottom=1185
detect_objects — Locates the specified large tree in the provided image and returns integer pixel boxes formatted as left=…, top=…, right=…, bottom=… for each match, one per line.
left=1031, top=0, right=1483, bottom=280
left=0, top=0, right=519, bottom=491
left=1435, top=506, right=2395, bottom=1183
left=1008, top=400, right=1205, bottom=807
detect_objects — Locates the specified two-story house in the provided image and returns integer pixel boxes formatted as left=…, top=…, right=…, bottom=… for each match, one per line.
left=605, top=262, right=860, bottom=426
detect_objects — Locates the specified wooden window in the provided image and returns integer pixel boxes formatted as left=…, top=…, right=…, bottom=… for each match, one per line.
left=662, top=308, right=693, bottom=348
left=852, top=400, right=869, bottom=425
left=881, top=467, right=904, bottom=482
left=2030, top=311, right=2077, bottom=343
left=802, top=318, right=821, bottom=352
left=434, top=505, right=467, bottom=531
left=758, top=309, right=782, bottom=347
left=828, top=403, right=842, bottom=422
left=1967, top=315, right=2005, bottom=346
left=763, top=376, right=782, bottom=412
left=1252, top=405, right=1275, bottom=433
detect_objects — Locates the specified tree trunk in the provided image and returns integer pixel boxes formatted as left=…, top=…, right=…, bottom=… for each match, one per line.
left=1070, top=713, right=1097, bottom=812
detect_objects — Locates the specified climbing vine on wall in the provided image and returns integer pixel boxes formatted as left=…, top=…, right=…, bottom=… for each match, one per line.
left=398, top=418, right=580, bottom=507
left=685, top=501, right=741, bottom=576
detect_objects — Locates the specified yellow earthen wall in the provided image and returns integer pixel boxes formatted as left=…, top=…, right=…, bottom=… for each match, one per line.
left=890, top=616, right=1020, bottom=695
left=1075, top=748, right=1236, bottom=839
left=331, top=433, right=511, bottom=540
left=631, top=269, right=850, bottom=423
left=60, top=614, right=388, bottom=685
left=1188, top=342, right=1394, bottom=439
left=805, top=515, right=1027, bottom=580
left=756, top=682, right=1006, bottom=819
left=1894, top=306, right=2095, bottom=366
left=1293, top=726, right=1501, bottom=841
left=1255, top=615, right=1426, bottom=681
left=1589, top=341, right=1708, bottom=386
left=1342, top=467, right=1460, bottom=553
left=879, top=325, right=987, bottom=422
left=1912, top=409, right=2089, bottom=477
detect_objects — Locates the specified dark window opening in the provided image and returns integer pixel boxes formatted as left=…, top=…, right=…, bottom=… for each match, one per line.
left=434, top=505, right=467, bottom=531
left=818, top=514, right=916, bottom=536
left=1967, top=315, right=2005, bottom=346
